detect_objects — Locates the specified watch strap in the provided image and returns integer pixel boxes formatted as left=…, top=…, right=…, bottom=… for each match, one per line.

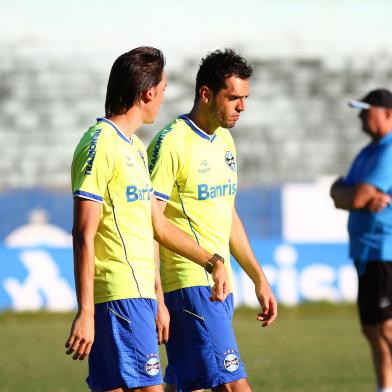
left=205, top=253, right=224, bottom=274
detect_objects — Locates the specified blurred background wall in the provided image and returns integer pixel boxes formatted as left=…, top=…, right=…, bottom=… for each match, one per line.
left=1, top=0, right=392, bottom=309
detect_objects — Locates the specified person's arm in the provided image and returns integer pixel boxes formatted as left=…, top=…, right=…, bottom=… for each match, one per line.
left=154, top=240, right=170, bottom=344
left=151, top=196, right=229, bottom=301
left=229, top=207, right=277, bottom=327
left=330, top=176, right=390, bottom=211
left=65, top=198, right=101, bottom=360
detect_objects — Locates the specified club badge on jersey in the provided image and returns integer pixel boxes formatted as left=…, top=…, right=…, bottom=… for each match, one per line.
left=225, top=151, right=236, bottom=172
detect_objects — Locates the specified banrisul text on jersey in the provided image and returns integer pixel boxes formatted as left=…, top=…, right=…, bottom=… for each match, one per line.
left=197, top=180, right=237, bottom=200
left=126, top=185, right=154, bottom=202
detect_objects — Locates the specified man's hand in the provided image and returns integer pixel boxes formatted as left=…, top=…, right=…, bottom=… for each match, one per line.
left=365, top=191, right=391, bottom=212
left=330, top=176, right=345, bottom=195
left=255, top=282, right=278, bottom=327
left=156, top=302, right=170, bottom=345
left=210, top=260, right=230, bottom=302
left=65, top=312, right=94, bottom=360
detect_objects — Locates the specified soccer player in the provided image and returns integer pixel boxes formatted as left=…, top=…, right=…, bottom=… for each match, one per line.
left=147, top=49, right=277, bottom=392
left=331, top=89, right=392, bottom=392
left=64, top=47, right=229, bottom=392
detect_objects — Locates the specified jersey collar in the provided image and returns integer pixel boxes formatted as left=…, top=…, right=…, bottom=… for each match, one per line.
left=179, top=115, right=217, bottom=142
left=96, top=117, right=134, bottom=145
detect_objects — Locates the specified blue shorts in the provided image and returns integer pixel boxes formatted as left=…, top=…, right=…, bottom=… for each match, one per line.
left=163, top=286, right=247, bottom=391
left=86, top=298, right=162, bottom=390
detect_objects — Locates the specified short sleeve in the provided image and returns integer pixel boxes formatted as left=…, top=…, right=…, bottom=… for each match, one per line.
left=147, top=132, right=181, bottom=202
left=71, top=130, right=115, bottom=203
left=362, top=146, right=392, bottom=193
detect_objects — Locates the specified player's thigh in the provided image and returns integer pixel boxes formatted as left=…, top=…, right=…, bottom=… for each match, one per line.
left=211, top=378, right=252, bottom=392
left=164, top=287, right=247, bottom=391
left=88, top=299, right=162, bottom=391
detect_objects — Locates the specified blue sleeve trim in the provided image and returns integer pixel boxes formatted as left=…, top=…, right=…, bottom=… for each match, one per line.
left=73, top=190, right=104, bottom=203
left=154, top=191, right=169, bottom=201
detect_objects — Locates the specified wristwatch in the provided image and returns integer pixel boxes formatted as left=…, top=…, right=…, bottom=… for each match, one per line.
left=205, top=253, right=224, bottom=274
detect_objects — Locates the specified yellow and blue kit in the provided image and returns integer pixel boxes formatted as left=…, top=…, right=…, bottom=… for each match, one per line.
left=147, top=115, right=247, bottom=390
left=72, top=118, right=162, bottom=389
left=148, top=114, right=237, bottom=293
left=72, top=118, right=156, bottom=303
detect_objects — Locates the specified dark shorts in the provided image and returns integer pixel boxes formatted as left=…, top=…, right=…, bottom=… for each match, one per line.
left=86, top=298, right=162, bottom=390
left=355, top=261, right=392, bottom=325
left=163, top=286, right=247, bottom=391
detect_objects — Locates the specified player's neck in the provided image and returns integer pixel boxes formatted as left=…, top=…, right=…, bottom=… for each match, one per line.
left=187, top=106, right=218, bottom=136
left=107, top=110, right=143, bottom=139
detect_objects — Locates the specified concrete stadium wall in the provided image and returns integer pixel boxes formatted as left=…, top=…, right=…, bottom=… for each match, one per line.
left=1, top=46, right=391, bottom=188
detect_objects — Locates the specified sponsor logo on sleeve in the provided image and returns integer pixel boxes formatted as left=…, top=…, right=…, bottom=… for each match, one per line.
left=85, top=129, right=102, bottom=175
left=148, top=128, right=172, bottom=174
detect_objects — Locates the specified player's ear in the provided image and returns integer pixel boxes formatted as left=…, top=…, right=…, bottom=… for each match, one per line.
left=199, top=86, right=212, bottom=104
left=385, top=108, right=392, bottom=120
left=141, top=88, right=154, bottom=103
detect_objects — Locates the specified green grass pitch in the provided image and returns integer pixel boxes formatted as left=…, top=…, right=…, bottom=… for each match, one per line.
left=0, top=303, right=374, bottom=391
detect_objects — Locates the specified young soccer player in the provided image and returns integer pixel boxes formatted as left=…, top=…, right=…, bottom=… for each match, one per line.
left=148, top=49, right=277, bottom=392
left=64, top=47, right=229, bottom=392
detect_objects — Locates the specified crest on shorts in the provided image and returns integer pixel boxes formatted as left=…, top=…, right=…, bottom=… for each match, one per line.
left=145, top=354, right=160, bottom=376
left=225, top=151, right=236, bottom=172
left=224, top=350, right=239, bottom=372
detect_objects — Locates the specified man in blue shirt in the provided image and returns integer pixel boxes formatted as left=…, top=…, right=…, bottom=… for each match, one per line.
left=331, top=89, right=392, bottom=392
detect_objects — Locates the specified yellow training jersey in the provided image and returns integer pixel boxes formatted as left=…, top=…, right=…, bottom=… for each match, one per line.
left=72, top=118, right=155, bottom=303
left=147, top=115, right=237, bottom=293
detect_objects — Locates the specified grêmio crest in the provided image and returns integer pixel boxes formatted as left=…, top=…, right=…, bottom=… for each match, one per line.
left=225, top=151, right=236, bottom=172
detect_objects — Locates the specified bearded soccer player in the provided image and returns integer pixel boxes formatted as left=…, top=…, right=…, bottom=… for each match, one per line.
left=64, top=47, right=229, bottom=392
left=147, top=49, right=277, bottom=392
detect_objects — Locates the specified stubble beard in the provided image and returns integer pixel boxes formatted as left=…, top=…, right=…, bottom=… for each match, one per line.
left=208, top=105, right=235, bottom=129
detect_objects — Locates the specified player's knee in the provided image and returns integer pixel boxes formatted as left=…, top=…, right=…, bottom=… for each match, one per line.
left=213, top=378, right=252, bottom=392
left=131, top=386, right=164, bottom=392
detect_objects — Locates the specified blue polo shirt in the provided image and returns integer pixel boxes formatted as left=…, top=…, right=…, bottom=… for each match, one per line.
left=345, top=131, right=392, bottom=262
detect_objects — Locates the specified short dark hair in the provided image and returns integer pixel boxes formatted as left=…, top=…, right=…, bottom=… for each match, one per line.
left=105, top=46, right=165, bottom=117
left=195, top=49, right=253, bottom=101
